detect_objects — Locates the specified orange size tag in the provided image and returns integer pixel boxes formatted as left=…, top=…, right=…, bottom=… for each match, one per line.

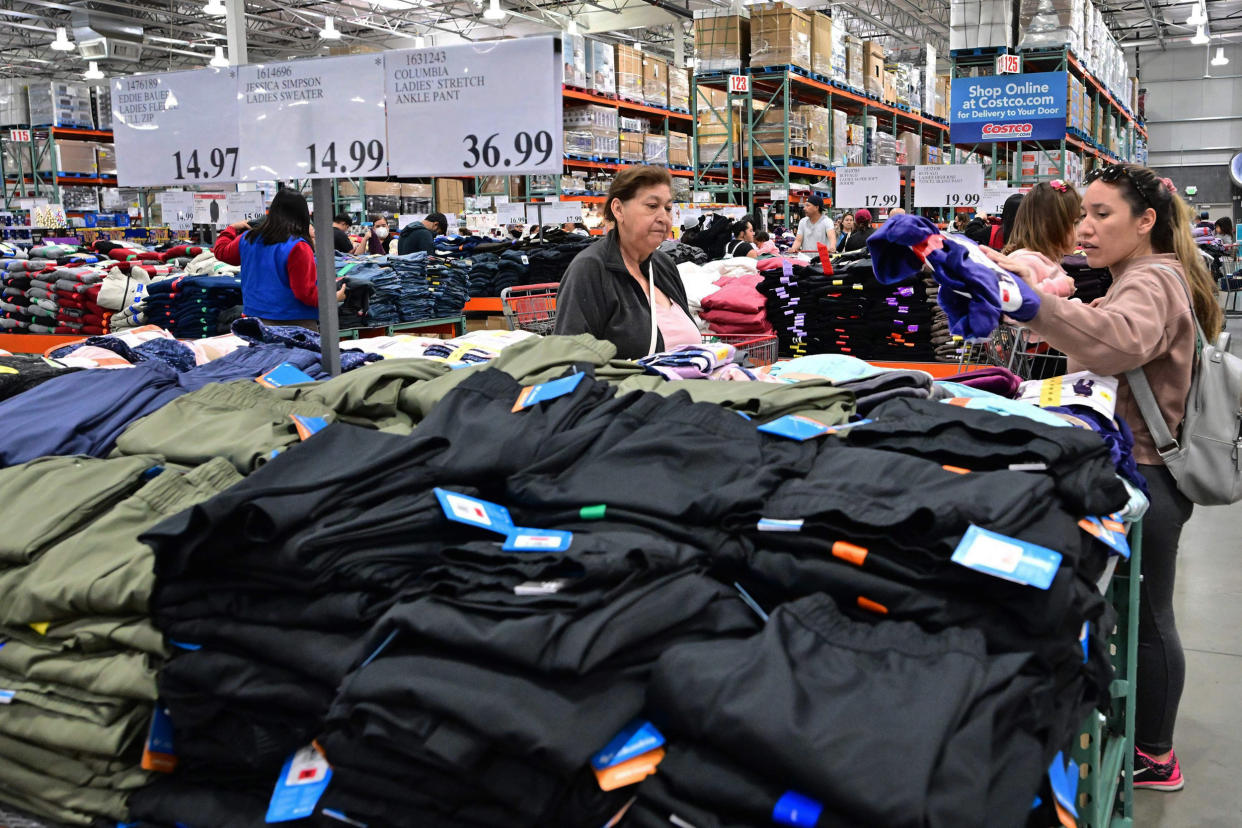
left=593, top=748, right=666, bottom=791
left=857, top=596, right=889, bottom=615
left=831, top=541, right=868, bottom=566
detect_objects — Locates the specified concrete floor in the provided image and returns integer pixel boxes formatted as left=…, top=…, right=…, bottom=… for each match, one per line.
left=1133, top=311, right=1242, bottom=827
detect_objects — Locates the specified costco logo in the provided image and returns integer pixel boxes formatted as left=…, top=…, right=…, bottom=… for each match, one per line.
left=982, top=123, right=1033, bottom=137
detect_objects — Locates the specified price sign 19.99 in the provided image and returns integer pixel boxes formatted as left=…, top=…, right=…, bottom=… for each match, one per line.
left=384, top=37, right=562, bottom=177
left=913, top=164, right=985, bottom=209
left=112, top=67, right=241, bottom=187
left=237, top=54, right=388, bottom=181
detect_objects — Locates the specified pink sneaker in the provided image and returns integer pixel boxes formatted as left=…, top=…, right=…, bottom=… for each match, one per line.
left=1133, top=747, right=1185, bottom=791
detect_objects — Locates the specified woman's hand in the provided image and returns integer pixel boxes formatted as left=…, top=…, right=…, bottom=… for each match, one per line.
left=336, top=285, right=347, bottom=302
left=982, top=247, right=1040, bottom=288
left=228, top=220, right=251, bottom=232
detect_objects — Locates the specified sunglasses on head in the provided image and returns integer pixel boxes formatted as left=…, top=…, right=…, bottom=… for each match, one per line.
left=1085, top=163, right=1160, bottom=206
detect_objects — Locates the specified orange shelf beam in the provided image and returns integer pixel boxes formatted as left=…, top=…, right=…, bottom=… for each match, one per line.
left=562, top=87, right=693, bottom=122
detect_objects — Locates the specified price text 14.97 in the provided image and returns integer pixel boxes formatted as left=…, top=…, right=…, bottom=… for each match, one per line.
left=172, top=147, right=239, bottom=180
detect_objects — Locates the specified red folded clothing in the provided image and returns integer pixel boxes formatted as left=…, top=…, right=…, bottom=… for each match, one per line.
left=158, top=245, right=204, bottom=261
left=700, top=307, right=774, bottom=335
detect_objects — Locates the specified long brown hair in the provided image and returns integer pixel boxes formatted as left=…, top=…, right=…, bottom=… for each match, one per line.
left=1001, top=182, right=1081, bottom=259
left=1095, top=162, right=1223, bottom=340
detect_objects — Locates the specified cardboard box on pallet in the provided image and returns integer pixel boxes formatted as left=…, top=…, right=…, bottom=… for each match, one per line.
left=922, top=145, right=941, bottom=164
left=95, top=143, right=117, bottom=176
left=811, top=12, right=833, bottom=78
left=38, top=141, right=96, bottom=174
left=863, top=41, right=885, bottom=98
left=668, top=67, right=691, bottom=112
left=615, top=44, right=644, bottom=101
left=435, top=178, right=465, bottom=215
left=669, top=132, right=690, bottom=166
left=882, top=69, right=897, bottom=104
left=644, top=134, right=669, bottom=165
left=564, top=104, right=619, bottom=130
left=620, top=133, right=645, bottom=162
left=844, top=36, right=864, bottom=90
left=564, top=32, right=589, bottom=87
left=643, top=55, right=668, bottom=108
left=588, top=40, right=616, bottom=96
left=693, top=9, right=750, bottom=73
left=830, top=21, right=848, bottom=83
left=936, top=75, right=950, bottom=120
left=750, top=4, right=813, bottom=72
left=832, top=109, right=848, bottom=166
left=896, top=131, right=921, bottom=166
left=799, top=105, right=831, bottom=167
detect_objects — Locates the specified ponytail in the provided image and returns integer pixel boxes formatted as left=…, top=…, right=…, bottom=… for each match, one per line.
left=1097, top=163, right=1223, bottom=341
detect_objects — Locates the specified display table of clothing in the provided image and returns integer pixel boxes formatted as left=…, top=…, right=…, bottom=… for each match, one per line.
left=0, top=331, right=1142, bottom=828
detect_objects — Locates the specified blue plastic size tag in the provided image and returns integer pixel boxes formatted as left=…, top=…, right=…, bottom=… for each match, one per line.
left=255, top=362, right=317, bottom=389
left=512, top=372, right=585, bottom=411
left=772, top=791, right=825, bottom=827
left=266, top=745, right=333, bottom=823
left=503, top=528, right=574, bottom=552
left=757, top=415, right=831, bottom=441
left=290, top=414, right=330, bottom=440
left=757, top=518, right=805, bottom=532
left=434, top=488, right=514, bottom=535
left=141, top=704, right=177, bottom=773
left=1078, top=515, right=1131, bottom=559
left=951, top=525, right=1062, bottom=590
left=591, top=720, right=666, bottom=770
left=1080, top=622, right=1090, bottom=664
left=0, top=690, right=14, bottom=704
left=1047, top=751, right=1079, bottom=819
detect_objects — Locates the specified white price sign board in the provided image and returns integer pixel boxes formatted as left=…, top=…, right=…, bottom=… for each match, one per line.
left=237, top=54, right=388, bottom=180
left=539, top=201, right=584, bottom=225
left=112, top=67, right=240, bottom=187
left=497, top=202, right=529, bottom=225
left=914, top=164, right=985, bottom=208
left=158, top=191, right=194, bottom=231
left=978, top=184, right=1022, bottom=214
left=225, top=190, right=267, bottom=223
left=468, top=213, right=500, bottom=232
left=834, top=166, right=901, bottom=209
left=385, top=38, right=562, bottom=177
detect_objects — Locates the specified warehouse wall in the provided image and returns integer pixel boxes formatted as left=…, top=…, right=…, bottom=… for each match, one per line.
left=1133, top=41, right=1242, bottom=168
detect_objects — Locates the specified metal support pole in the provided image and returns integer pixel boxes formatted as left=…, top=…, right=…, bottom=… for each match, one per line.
left=225, top=0, right=248, bottom=66
left=312, top=178, right=341, bottom=377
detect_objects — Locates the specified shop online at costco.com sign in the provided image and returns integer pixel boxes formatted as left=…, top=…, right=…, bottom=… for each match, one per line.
left=949, top=71, right=1067, bottom=144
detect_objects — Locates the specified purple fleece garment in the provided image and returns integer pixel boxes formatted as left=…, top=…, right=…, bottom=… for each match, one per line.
left=868, top=214, right=1041, bottom=340
left=952, top=366, right=1022, bottom=398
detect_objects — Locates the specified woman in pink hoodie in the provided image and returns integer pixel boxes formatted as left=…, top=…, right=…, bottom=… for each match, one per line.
left=1001, top=180, right=1080, bottom=298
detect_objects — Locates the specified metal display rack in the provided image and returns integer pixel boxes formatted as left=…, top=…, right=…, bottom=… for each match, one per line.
left=948, top=45, right=1148, bottom=188
left=0, top=126, right=122, bottom=215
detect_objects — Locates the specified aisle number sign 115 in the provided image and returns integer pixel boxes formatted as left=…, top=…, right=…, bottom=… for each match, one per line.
left=110, top=37, right=563, bottom=186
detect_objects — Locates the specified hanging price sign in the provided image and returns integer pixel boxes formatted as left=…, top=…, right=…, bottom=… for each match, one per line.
left=225, top=190, right=268, bottom=223
left=237, top=54, right=388, bottom=180
left=834, top=166, right=900, bottom=209
left=384, top=37, right=562, bottom=177
left=158, top=191, right=194, bottom=231
left=914, top=164, right=985, bottom=208
left=112, top=67, right=240, bottom=186
left=497, top=202, right=529, bottom=225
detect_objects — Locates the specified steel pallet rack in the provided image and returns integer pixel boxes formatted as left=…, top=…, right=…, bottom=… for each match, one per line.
left=948, top=44, right=1148, bottom=189
left=691, top=66, right=950, bottom=215
left=0, top=126, right=123, bottom=216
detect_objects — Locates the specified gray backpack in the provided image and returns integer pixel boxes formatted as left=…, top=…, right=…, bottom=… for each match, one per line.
left=1126, top=266, right=1242, bottom=505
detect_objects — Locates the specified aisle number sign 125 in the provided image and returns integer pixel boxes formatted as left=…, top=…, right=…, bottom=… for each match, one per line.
left=913, top=164, right=985, bottom=209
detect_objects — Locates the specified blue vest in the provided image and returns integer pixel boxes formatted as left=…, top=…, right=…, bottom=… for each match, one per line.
left=238, top=234, right=318, bottom=320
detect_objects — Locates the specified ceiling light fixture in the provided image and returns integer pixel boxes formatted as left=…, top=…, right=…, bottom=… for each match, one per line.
left=50, top=27, right=75, bottom=52
left=319, top=16, right=342, bottom=40
left=483, top=0, right=506, bottom=21
left=204, top=0, right=227, bottom=16
left=210, top=45, right=229, bottom=67
left=567, top=18, right=579, bottom=35
left=1186, top=2, right=1207, bottom=27
left=1211, top=46, right=1229, bottom=66
left=1191, top=25, right=1209, bottom=45
left=413, top=34, right=427, bottom=48
left=83, top=61, right=104, bottom=80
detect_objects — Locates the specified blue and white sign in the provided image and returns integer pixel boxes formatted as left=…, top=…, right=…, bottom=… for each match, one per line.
left=950, top=71, right=1067, bottom=144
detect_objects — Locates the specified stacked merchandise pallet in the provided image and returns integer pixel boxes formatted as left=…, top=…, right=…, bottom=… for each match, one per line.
left=690, top=4, right=949, bottom=211
left=0, top=126, right=118, bottom=214
left=0, top=327, right=1142, bottom=828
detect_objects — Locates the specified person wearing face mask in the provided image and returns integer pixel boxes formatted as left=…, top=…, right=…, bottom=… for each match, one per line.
left=554, top=165, right=695, bottom=359
left=359, top=215, right=391, bottom=255
left=986, top=163, right=1224, bottom=794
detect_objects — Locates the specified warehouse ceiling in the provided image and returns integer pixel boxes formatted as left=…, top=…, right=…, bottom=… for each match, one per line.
left=0, top=0, right=1238, bottom=80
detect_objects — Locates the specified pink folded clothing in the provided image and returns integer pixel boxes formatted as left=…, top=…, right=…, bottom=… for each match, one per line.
left=700, top=308, right=775, bottom=335
left=701, top=273, right=767, bottom=315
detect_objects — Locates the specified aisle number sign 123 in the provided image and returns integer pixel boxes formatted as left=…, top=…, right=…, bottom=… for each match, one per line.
left=384, top=37, right=562, bottom=177
left=834, top=166, right=900, bottom=210
left=913, top=164, right=985, bottom=209
left=111, top=67, right=240, bottom=188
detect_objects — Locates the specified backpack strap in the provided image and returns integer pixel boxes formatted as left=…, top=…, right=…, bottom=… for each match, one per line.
left=1123, top=262, right=1203, bottom=455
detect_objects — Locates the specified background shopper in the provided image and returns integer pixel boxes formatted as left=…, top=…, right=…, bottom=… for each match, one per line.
left=792, top=195, right=836, bottom=254
left=398, top=212, right=448, bottom=256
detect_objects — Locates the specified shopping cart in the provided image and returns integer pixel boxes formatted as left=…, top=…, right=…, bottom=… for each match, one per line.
left=959, top=323, right=1068, bottom=381
left=705, top=333, right=780, bottom=367
left=500, top=283, right=559, bottom=335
